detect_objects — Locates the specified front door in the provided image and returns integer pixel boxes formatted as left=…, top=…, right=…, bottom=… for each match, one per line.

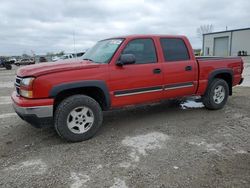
left=109, top=38, right=163, bottom=107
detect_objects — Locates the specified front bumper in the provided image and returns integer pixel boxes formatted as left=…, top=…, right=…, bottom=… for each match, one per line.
left=12, top=92, right=54, bottom=128
left=13, top=102, right=53, bottom=118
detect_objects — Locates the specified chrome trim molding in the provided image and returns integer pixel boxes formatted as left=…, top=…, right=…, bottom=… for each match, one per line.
left=115, top=88, right=163, bottom=97
left=164, top=84, right=194, bottom=90
left=13, top=103, right=53, bottom=118
left=114, top=82, right=194, bottom=97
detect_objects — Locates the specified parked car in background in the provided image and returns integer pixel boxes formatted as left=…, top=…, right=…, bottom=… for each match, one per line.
left=15, top=58, right=35, bottom=66
left=55, top=52, right=86, bottom=62
left=39, top=57, right=47, bottom=63
left=0, top=58, right=12, bottom=70
left=61, top=54, right=74, bottom=60
left=8, top=58, right=17, bottom=64
left=52, top=56, right=61, bottom=62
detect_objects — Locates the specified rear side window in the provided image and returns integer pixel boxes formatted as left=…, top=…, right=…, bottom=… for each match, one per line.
left=122, top=39, right=157, bottom=64
left=160, top=38, right=190, bottom=61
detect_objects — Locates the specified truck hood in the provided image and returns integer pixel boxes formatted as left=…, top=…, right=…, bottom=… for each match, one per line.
left=17, top=60, right=100, bottom=77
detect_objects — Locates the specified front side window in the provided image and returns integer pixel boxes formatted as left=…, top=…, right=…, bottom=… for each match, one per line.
left=82, top=39, right=123, bottom=64
left=160, top=38, right=190, bottom=61
left=122, top=39, right=157, bottom=64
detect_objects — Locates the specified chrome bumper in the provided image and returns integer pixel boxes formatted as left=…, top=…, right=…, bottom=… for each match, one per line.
left=13, top=103, right=53, bottom=118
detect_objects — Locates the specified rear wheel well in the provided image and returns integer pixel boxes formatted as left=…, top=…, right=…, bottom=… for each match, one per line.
left=213, top=73, right=232, bottom=95
left=53, top=87, right=107, bottom=112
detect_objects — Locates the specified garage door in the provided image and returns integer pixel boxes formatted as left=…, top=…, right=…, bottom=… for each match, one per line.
left=214, top=37, right=229, bottom=56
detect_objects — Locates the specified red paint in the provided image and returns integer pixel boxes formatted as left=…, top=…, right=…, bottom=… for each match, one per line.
left=13, top=35, right=244, bottom=108
left=11, top=91, right=54, bottom=107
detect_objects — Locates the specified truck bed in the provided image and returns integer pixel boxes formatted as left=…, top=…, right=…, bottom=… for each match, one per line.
left=195, top=56, right=243, bottom=95
left=196, top=56, right=241, bottom=61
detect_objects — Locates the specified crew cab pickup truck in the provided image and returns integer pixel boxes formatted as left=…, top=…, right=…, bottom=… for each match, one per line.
left=12, top=35, right=244, bottom=142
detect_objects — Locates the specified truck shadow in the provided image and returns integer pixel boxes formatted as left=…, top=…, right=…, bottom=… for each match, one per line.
left=101, top=99, right=206, bottom=132
left=48, top=99, right=206, bottom=143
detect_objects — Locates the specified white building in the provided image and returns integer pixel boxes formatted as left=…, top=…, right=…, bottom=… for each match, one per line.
left=203, top=28, right=250, bottom=56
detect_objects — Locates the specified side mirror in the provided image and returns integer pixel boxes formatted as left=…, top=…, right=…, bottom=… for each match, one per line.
left=116, top=54, right=136, bottom=66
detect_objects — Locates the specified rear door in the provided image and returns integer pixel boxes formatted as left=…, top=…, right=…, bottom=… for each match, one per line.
left=109, top=38, right=164, bottom=107
left=160, top=38, right=198, bottom=98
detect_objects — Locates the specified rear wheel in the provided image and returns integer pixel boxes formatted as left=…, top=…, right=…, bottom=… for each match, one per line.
left=54, top=95, right=103, bottom=142
left=5, top=64, right=12, bottom=70
left=202, top=78, right=229, bottom=110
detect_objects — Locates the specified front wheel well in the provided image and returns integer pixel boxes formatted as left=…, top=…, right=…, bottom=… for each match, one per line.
left=53, top=87, right=108, bottom=112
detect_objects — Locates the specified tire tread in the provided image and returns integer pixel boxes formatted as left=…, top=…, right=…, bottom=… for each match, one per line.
left=202, top=78, right=229, bottom=110
left=54, top=94, right=103, bottom=142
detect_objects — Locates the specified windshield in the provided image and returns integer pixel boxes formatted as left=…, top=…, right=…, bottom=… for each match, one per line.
left=82, top=38, right=123, bottom=64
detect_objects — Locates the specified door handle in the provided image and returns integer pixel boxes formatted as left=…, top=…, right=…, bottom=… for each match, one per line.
left=153, top=68, right=161, bottom=74
left=185, top=66, right=192, bottom=71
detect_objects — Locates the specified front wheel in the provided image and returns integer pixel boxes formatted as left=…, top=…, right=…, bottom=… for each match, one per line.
left=202, top=78, right=229, bottom=110
left=54, top=95, right=103, bottom=142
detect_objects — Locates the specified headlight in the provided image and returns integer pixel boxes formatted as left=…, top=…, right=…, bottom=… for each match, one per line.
left=20, top=77, right=35, bottom=98
left=20, top=77, right=35, bottom=87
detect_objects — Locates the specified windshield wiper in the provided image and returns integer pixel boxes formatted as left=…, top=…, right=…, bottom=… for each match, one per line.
left=83, top=58, right=102, bottom=64
left=83, top=58, right=94, bottom=62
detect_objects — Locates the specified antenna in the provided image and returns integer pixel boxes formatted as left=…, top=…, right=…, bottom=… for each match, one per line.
left=73, top=29, right=76, bottom=58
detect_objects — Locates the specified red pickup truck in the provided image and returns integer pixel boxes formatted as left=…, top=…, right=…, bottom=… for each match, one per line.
left=12, top=35, right=244, bottom=142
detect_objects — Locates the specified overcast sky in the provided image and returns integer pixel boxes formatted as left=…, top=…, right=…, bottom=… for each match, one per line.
left=0, top=0, right=249, bottom=56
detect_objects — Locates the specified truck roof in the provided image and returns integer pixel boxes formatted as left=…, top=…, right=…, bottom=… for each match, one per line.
left=106, top=34, right=187, bottom=40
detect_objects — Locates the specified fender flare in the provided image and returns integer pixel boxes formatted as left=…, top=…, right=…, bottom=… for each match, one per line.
left=49, top=80, right=110, bottom=109
left=208, top=68, right=233, bottom=95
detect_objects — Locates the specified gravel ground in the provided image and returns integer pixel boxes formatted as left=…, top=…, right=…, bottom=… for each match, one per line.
left=0, top=64, right=249, bottom=188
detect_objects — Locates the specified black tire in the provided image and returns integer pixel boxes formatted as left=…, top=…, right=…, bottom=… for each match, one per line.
left=54, top=95, right=103, bottom=142
left=202, top=78, right=229, bottom=110
left=5, top=64, right=12, bottom=70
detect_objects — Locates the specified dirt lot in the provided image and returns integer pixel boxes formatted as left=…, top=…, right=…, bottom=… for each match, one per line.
left=0, top=64, right=250, bottom=188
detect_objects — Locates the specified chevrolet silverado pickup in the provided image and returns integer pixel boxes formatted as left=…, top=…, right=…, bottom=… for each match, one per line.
left=12, top=35, right=244, bottom=142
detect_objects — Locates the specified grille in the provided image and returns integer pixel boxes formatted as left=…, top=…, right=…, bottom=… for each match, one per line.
left=15, top=76, right=22, bottom=95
